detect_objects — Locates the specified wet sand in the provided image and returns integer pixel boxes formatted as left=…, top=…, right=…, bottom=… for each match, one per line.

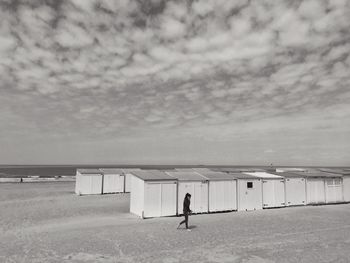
left=1, top=182, right=350, bottom=263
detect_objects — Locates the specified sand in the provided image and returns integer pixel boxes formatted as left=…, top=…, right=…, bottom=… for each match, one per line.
left=1, top=182, right=350, bottom=263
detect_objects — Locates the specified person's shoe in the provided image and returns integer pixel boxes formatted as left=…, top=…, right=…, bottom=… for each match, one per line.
left=186, top=228, right=191, bottom=231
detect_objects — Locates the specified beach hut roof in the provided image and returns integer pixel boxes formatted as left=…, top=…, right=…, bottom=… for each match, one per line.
left=292, top=171, right=343, bottom=178
left=99, top=168, right=124, bottom=174
left=166, top=171, right=206, bottom=181
left=175, top=168, right=213, bottom=173
left=212, top=167, right=266, bottom=173
left=244, top=172, right=283, bottom=179
left=318, top=168, right=350, bottom=175
left=130, top=170, right=175, bottom=181
left=121, top=168, right=142, bottom=173
left=198, top=171, right=236, bottom=180
left=270, top=172, right=307, bottom=178
left=77, top=168, right=102, bottom=174
left=275, top=167, right=307, bottom=172
left=227, top=172, right=261, bottom=179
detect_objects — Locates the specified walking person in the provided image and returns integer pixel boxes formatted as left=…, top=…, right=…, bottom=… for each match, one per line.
left=177, top=193, right=192, bottom=231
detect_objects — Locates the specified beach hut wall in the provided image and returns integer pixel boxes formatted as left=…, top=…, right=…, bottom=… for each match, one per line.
left=343, top=175, right=350, bottom=202
left=316, top=169, right=349, bottom=203
left=245, top=172, right=286, bottom=208
left=100, top=168, right=125, bottom=194
left=122, top=168, right=142, bottom=193
left=130, top=170, right=177, bottom=218
left=275, top=172, right=306, bottom=206
left=229, top=173, right=263, bottom=211
left=292, top=171, right=344, bottom=204
left=198, top=172, right=237, bottom=212
left=166, top=171, right=209, bottom=215
left=324, top=176, right=344, bottom=204
left=75, top=169, right=103, bottom=195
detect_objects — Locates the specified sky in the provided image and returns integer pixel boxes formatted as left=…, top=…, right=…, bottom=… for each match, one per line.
left=0, top=0, right=350, bottom=166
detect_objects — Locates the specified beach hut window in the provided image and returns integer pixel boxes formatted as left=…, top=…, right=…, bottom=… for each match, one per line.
left=327, top=180, right=333, bottom=186
left=247, top=182, right=253, bottom=189
left=334, top=179, right=341, bottom=185
left=327, top=179, right=341, bottom=186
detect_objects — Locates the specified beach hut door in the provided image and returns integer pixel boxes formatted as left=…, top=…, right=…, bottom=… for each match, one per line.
left=160, top=183, right=177, bottom=216
left=144, top=183, right=161, bottom=217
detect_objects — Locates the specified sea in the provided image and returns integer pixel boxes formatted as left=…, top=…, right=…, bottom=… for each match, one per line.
left=0, top=165, right=348, bottom=178
left=0, top=164, right=213, bottom=177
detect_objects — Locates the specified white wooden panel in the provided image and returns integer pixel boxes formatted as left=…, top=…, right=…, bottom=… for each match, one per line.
left=237, top=179, right=262, bottom=211
left=209, top=181, right=220, bottom=212
left=124, top=174, right=131, bottom=192
left=333, top=185, right=343, bottom=202
left=119, top=175, right=125, bottom=192
left=178, top=182, right=208, bottom=214
left=209, top=181, right=237, bottom=212
left=343, top=177, right=350, bottom=202
left=226, top=180, right=237, bottom=210
left=130, top=175, right=144, bottom=217
left=75, top=174, right=81, bottom=194
left=218, top=181, right=227, bottom=211
left=76, top=174, right=102, bottom=195
left=200, top=182, right=209, bottom=213
left=193, top=182, right=203, bottom=213
left=144, top=183, right=161, bottom=218
left=325, top=179, right=343, bottom=203
left=161, top=183, right=177, bottom=216
left=285, top=178, right=306, bottom=206
left=90, top=175, right=103, bottom=194
left=307, top=179, right=325, bottom=204
left=274, top=180, right=286, bottom=207
left=103, top=174, right=124, bottom=193
left=262, top=180, right=274, bottom=208
left=208, top=181, right=216, bottom=211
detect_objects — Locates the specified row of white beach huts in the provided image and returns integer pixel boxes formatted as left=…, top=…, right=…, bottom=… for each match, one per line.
left=75, top=168, right=141, bottom=194
left=75, top=167, right=350, bottom=218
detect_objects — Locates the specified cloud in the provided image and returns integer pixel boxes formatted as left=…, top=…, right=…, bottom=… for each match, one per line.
left=0, top=0, right=349, bottom=164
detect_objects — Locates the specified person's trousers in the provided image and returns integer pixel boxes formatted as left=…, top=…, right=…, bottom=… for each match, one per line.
left=180, top=213, right=189, bottom=228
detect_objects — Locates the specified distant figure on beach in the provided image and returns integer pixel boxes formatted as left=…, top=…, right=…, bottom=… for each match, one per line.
left=177, top=193, right=192, bottom=231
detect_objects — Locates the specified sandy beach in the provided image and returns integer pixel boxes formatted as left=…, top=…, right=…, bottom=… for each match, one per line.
left=1, top=182, right=350, bottom=263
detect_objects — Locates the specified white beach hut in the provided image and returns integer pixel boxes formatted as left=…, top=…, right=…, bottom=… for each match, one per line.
left=303, top=173, right=326, bottom=204
left=325, top=176, right=343, bottom=203
left=292, top=171, right=343, bottom=204
left=245, top=172, right=286, bottom=208
left=319, top=169, right=349, bottom=202
left=75, top=169, right=103, bottom=195
left=198, top=171, right=237, bottom=212
left=100, top=168, right=125, bottom=194
left=331, top=170, right=350, bottom=202
left=321, top=171, right=344, bottom=204
left=130, top=170, right=177, bottom=218
left=229, top=173, right=263, bottom=211
left=293, top=171, right=327, bottom=204
left=166, top=171, right=208, bottom=215
left=275, top=172, right=306, bottom=206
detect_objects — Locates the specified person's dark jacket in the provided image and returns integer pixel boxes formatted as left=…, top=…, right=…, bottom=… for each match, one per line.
left=183, top=196, right=191, bottom=214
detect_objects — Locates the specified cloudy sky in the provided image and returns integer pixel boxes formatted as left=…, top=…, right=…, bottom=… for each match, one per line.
left=0, top=0, right=350, bottom=166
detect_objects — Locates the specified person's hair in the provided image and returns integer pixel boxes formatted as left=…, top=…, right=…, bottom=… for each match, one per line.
left=185, top=193, right=191, bottom=198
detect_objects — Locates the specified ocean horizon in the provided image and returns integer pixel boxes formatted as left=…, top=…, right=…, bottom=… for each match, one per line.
left=0, top=164, right=349, bottom=177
